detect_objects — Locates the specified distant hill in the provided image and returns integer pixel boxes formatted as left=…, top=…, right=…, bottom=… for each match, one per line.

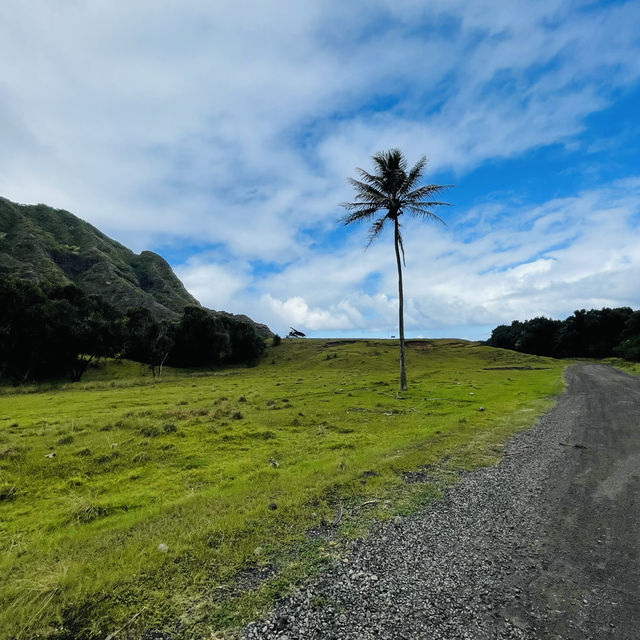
left=0, top=197, right=271, bottom=336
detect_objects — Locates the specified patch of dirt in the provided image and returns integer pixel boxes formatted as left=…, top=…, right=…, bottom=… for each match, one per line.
left=235, top=565, right=277, bottom=591
left=401, top=470, right=438, bottom=484
left=483, top=366, right=550, bottom=370
left=404, top=340, right=435, bottom=351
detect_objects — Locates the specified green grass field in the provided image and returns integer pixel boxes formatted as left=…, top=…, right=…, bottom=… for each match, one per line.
left=0, top=339, right=567, bottom=639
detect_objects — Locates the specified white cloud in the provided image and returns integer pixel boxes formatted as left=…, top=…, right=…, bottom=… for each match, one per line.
left=261, top=294, right=365, bottom=332
left=174, top=259, right=251, bottom=311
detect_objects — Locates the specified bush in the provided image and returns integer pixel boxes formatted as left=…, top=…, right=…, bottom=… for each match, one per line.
left=614, top=337, right=640, bottom=362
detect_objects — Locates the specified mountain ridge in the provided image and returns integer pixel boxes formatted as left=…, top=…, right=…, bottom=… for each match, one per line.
left=0, top=197, right=271, bottom=336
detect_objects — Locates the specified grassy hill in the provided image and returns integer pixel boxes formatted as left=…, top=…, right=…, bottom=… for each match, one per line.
left=0, top=339, right=566, bottom=639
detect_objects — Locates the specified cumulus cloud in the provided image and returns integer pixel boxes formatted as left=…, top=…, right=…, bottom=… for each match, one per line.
left=261, top=295, right=365, bottom=332
left=174, top=259, right=251, bottom=311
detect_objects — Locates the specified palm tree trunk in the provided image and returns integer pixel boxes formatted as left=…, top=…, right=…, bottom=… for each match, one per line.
left=393, top=219, right=407, bottom=391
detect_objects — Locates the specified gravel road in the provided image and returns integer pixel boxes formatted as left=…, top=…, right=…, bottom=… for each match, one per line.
left=243, top=364, right=640, bottom=639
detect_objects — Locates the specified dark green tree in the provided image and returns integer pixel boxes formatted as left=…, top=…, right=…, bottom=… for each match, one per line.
left=169, top=306, right=230, bottom=367
left=515, top=317, right=562, bottom=357
left=0, top=278, right=122, bottom=381
left=122, top=307, right=176, bottom=376
left=614, top=310, right=640, bottom=361
left=49, top=285, right=122, bottom=380
left=223, top=316, right=266, bottom=364
left=341, top=149, right=451, bottom=390
left=487, top=321, right=523, bottom=351
left=0, top=278, right=50, bottom=380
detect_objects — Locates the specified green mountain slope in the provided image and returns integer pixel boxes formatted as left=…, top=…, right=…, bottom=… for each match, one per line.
left=0, top=197, right=270, bottom=335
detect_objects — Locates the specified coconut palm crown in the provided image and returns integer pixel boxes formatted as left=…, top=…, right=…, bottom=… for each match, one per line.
left=340, top=148, right=451, bottom=391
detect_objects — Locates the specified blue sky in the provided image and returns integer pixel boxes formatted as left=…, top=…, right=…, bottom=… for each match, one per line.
left=1, top=0, right=639, bottom=339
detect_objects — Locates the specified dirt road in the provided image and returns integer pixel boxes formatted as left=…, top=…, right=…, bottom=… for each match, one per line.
left=244, top=364, right=640, bottom=639
left=519, top=364, right=640, bottom=638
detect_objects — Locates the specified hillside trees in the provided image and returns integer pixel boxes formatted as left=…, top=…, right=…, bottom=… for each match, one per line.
left=123, top=307, right=174, bottom=377
left=341, top=149, right=451, bottom=390
left=51, top=285, right=124, bottom=381
left=0, top=279, right=122, bottom=381
left=168, top=307, right=266, bottom=367
left=169, top=306, right=230, bottom=367
left=0, top=278, right=50, bottom=380
left=614, top=310, right=640, bottom=361
left=0, top=278, right=266, bottom=382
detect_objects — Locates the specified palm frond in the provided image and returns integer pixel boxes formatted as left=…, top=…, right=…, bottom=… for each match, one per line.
left=339, top=206, right=380, bottom=225
left=405, top=202, right=451, bottom=214
left=347, top=178, right=389, bottom=205
left=404, top=184, right=454, bottom=201
left=404, top=156, right=427, bottom=193
left=407, top=200, right=452, bottom=207
left=372, top=149, right=406, bottom=174
left=405, top=206, right=447, bottom=224
left=397, top=227, right=406, bottom=266
left=354, top=168, right=386, bottom=191
left=372, top=149, right=406, bottom=195
left=366, top=216, right=389, bottom=247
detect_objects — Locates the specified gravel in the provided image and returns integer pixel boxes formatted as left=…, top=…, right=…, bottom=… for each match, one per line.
left=242, top=365, right=639, bottom=639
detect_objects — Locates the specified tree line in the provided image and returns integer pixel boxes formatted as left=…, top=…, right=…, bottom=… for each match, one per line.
left=0, top=277, right=265, bottom=382
left=486, top=307, right=640, bottom=361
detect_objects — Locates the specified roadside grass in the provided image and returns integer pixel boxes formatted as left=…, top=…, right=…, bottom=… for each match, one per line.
left=602, top=357, right=640, bottom=376
left=0, top=339, right=566, bottom=639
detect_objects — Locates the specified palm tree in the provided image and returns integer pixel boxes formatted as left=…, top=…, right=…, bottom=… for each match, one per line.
left=341, top=149, right=451, bottom=391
